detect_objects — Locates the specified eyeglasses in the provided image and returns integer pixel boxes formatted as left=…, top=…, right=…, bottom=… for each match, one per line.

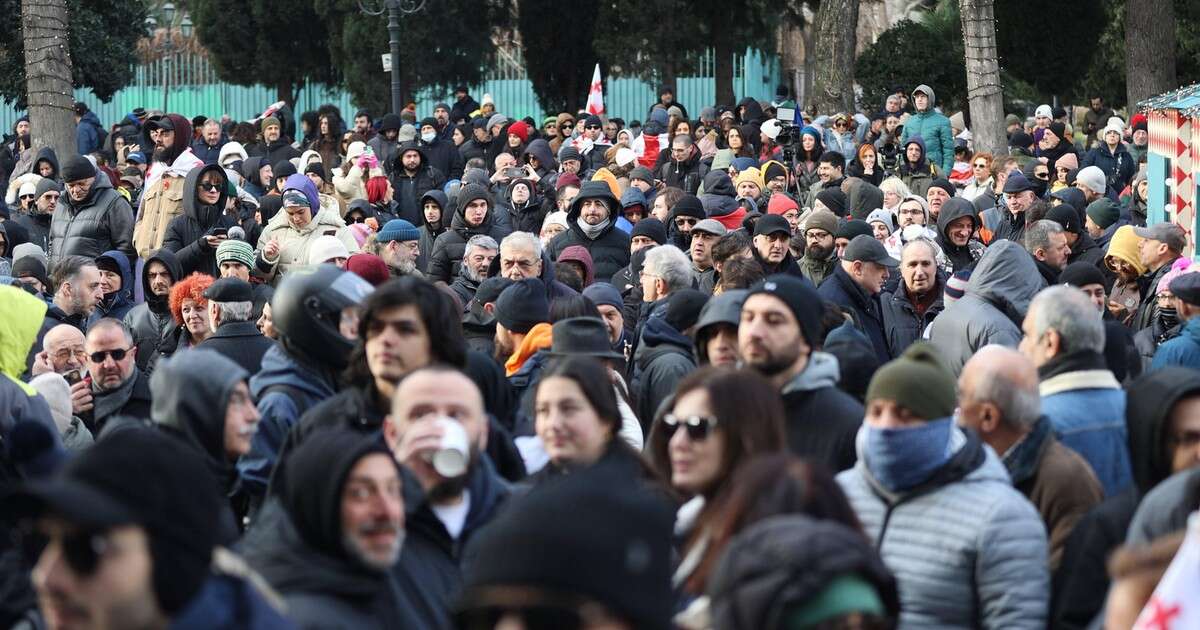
left=199, top=182, right=222, bottom=192
left=663, top=414, right=719, bottom=441
left=674, top=217, right=698, bottom=228
left=973, top=162, right=989, bottom=168
left=20, top=525, right=115, bottom=577
left=1034, top=172, right=1050, bottom=180
left=89, top=348, right=130, bottom=363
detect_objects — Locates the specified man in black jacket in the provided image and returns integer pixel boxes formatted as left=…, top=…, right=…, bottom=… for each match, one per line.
left=80, top=318, right=152, bottom=433
left=124, top=249, right=180, bottom=369
left=818, top=235, right=897, bottom=364
left=740, top=274, right=863, bottom=472
left=389, top=142, right=446, bottom=226
left=247, top=115, right=300, bottom=167
left=199, top=278, right=275, bottom=375
left=418, top=117, right=465, bottom=181
left=546, top=180, right=631, bottom=282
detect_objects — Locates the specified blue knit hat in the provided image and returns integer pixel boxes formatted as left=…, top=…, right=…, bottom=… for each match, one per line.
left=377, top=219, right=420, bottom=243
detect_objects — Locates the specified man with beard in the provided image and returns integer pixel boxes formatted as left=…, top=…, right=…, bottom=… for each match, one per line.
left=29, top=256, right=104, bottom=373
left=740, top=274, right=863, bottom=471
left=383, top=365, right=509, bottom=630
left=376, top=219, right=424, bottom=277
left=242, top=429, right=420, bottom=628
left=122, top=249, right=180, bottom=370
left=79, top=318, right=153, bottom=433
left=450, top=234, right=498, bottom=306
left=799, top=210, right=839, bottom=287
left=133, top=114, right=204, bottom=258
left=247, top=115, right=301, bottom=168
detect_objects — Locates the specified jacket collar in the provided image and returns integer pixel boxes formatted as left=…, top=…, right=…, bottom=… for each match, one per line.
left=1001, top=416, right=1052, bottom=486
left=1038, top=350, right=1120, bottom=396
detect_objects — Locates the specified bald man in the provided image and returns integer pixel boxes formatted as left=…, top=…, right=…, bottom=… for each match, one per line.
left=32, top=324, right=87, bottom=377
left=382, top=365, right=508, bottom=630
left=957, top=345, right=1101, bottom=568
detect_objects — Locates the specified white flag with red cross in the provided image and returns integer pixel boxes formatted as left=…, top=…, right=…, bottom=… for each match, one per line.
left=1133, top=512, right=1200, bottom=630
left=585, top=64, right=604, bottom=116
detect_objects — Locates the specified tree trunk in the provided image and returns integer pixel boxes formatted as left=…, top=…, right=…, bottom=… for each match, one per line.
left=714, top=38, right=735, bottom=108
left=22, top=0, right=76, bottom=161
left=810, top=0, right=859, bottom=114
left=1125, top=0, right=1175, bottom=109
left=274, top=81, right=297, bottom=109
left=960, top=0, right=1005, bottom=156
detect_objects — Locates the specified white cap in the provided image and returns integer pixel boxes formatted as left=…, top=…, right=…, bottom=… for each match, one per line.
left=1076, top=165, right=1107, bottom=195
left=308, top=235, right=350, bottom=266
left=761, top=118, right=782, bottom=141
left=542, top=210, right=568, bottom=231
left=615, top=147, right=637, bottom=168
left=18, top=180, right=37, bottom=198
left=1035, top=104, right=1053, bottom=119
left=482, top=93, right=494, bottom=106
left=1103, top=119, right=1125, bottom=137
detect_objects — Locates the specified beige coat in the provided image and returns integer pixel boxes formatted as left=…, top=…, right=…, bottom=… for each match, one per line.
left=254, top=208, right=359, bottom=285
left=133, top=173, right=186, bottom=258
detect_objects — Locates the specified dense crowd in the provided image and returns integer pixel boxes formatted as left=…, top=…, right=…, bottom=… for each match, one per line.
left=0, top=82, right=1197, bottom=630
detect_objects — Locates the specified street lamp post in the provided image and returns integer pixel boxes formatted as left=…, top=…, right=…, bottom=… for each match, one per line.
left=358, top=0, right=426, bottom=116
left=146, top=3, right=192, bottom=112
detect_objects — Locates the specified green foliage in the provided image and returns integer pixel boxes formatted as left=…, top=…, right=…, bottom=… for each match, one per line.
left=0, top=0, right=148, bottom=107
left=193, top=0, right=334, bottom=102
left=592, top=0, right=703, bottom=83
left=317, top=0, right=508, bottom=117
left=519, top=0, right=600, bottom=114
left=855, top=18, right=966, bottom=113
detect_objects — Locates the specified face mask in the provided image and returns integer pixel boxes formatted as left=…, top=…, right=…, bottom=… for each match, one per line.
left=862, top=417, right=953, bottom=493
left=1159, top=305, right=1179, bottom=330
left=421, top=131, right=436, bottom=143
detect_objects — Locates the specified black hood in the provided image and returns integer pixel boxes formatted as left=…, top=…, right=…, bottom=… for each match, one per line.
left=1127, top=367, right=1200, bottom=494
left=280, top=429, right=396, bottom=568
left=33, top=146, right=59, bottom=179
left=142, top=248, right=183, bottom=312
left=150, top=348, right=247, bottom=484
left=390, top=141, right=426, bottom=172
left=702, top=170, right=735, bottom=198
left=182, top=163, right=230, bottom=225
left=420, top=189, right=450, bottom=230
left=241, top=156, right=265, bottom=187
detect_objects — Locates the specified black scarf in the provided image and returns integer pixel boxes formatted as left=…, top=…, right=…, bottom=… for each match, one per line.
left=1037, top=349, right=1107, bottom=381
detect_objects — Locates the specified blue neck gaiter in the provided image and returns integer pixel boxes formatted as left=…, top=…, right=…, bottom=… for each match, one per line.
left=863, top=417, right=954, bottom=493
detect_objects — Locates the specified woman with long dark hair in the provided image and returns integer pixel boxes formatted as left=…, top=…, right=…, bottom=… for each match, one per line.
left=309, top=114, right=343, bottom=169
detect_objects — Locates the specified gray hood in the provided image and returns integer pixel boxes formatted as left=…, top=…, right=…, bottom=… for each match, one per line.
left=914, top=83, right=937, bottom=108
left=780, top=351, right=841, bottom=395
left=694, top=290, right=747, bottom=362
left=151, top=348, right=248, bottom=467
left=966, top=240, right=1044, bottom=319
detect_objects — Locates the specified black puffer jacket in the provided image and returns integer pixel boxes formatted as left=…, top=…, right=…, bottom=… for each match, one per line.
left=162, top=164, right=237, bottom=277
left=48, top=174, right=135, bottom=263
left=545, top=181, right=631, bottom=282
left=656, top=145, right=708, bottom=195
left=502, top=178, right=548, bottom=235
left=1051, top=367, right=1200, bottom=629
left=427, top=183, right=511, bottom=283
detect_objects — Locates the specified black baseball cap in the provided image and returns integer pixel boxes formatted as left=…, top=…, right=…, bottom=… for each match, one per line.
left=754, top=214, right=791, bottom=237
left=144, top=115, right=174, bottom=132
left=842, top=234, right=899, bottom=267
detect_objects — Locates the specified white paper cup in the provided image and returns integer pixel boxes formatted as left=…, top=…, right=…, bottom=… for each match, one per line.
left=432, top=417, right=469, bottom=478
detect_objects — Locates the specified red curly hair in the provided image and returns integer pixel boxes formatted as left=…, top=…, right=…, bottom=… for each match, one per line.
left=169, top=272, right=214, bottom=325
left=366, top=175, right=390, bottom=204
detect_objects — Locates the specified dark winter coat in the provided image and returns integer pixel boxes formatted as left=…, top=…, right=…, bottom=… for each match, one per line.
left=427, top=184, right=511, bottom=283
left=389, top=142, right=446, bottom=226
left=818, top=265, right=892, bottom=363
left=163, top=163, right=237, bottom=277
left=169, top=564, right=296, bottom=630
left=632, top=316, right=695, bottom=422
left=12, top=207, right=52, bottom=253
left=87, top=249, right=135, bottom=325
left=419, top=134, right=465, bottom=181
left=780, top=352, right=863, bottom=472
left=936, top=198, right=986, bottom=272
left=880, top=279, right=945, bottom=358
left=247, top=138, right=301, bottom=170
left=546, top=182, right=631, bottom=283
left=75, top=110, right=104, bottom=156
left=124, top=248, right=182, bottom=370
left=48, top=173, right=135, bottom=263
left=200, top=321, right=275, bottom=376
left=501, top=178, right=548, bottom=234
left=656, top=145, right=708, bottom=194
left=1082, top=142, right=1136, bottom=199
left=85, top=369, right=153, bottom=434
left=192, top=136, right=229, bottom=166
left=418, top=190, right=449, bottom=273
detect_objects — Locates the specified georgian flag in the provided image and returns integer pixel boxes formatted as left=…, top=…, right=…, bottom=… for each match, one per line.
left=586, top=64, right=604, bottom=116
left=1133, top=512, right=1200, bottom=630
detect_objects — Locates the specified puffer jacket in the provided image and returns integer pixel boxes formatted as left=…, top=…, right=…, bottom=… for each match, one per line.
left=502, top=178, right=548, bottom=235
left=427, top=183, right=511, bottom=283
left=1150, top=317, right=1200, bottom=371
left=124, top=248, right=182, bottom=370
left=900, top=84, right=955, bottom=173
left=545, top=181, right=631, bottom=283
left=929, top=240, right=1045, bottom=374
left=133, top=114, right=203, bottom=257
left=48, top=172, right=135, bottom=263
left=254, top=174, right=359, bottom=285
left=162, top=163, right=237, bottom=277
left=880, top=278, right=945, bottom=357
left=837, top=427, right=1049, bottom=629
left=388, top=142, right=445, bottom=226
left=631, top=317, right=695, bottom=422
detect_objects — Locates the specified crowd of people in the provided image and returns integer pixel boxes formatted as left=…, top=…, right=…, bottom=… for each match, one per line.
left=0, top=81, right=1197, bottom=630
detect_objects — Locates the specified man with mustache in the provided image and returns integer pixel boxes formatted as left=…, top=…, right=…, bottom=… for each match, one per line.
left=133, top=114, right=204, bottom=258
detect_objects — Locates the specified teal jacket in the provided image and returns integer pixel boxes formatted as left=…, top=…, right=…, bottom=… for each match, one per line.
left=901, top=83, right=956, bottom=174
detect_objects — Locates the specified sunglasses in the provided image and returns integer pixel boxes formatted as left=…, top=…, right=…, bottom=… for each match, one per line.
left=20, top=194, right=34, bottom=200
left=973, top=162, right=989, bottom=168
left=21, top=525, right=114, bottom=577
left=455, top=604, right=589, bottom=630
left=89, top=348, right=129, bottom=363
left=585, top=124, right=601, bottom=130
left=662, top=414, right=719, bottom=441
left=347, top=215, right=367, bottom=224
left=1034, top=172, right=1049, bottom=180
left=199, top=182, right=222, bottom=192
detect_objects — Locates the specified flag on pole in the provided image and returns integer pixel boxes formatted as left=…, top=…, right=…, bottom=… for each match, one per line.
left=586, top=64, right=605, bottom=116
left=1132, top=512, right=1200, bottom=630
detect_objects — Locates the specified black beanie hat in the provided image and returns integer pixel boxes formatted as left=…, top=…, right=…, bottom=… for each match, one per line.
left=460, top=457, right=675, bottom=629
left=494, top=277, right=549, bottom=334
left=815, top=188, right=847, bottom=216
left=747, top=274, right=823, bottom=347
left=836, top=219, right=873, bottom=241
left=671, top=194, right=706, bottom=221
left=7, top=429, right=221, bottom=614
left=1059, top=261, right=1107, bottom=289
left=928, top=178, right=955, bottom=198
left=763, top=161, right=787, bottom=182
left=60, top=155, right=96, bottom=182
left=631, top=217, right=668, bottom=245
left=12, top=256, right=49, bottom=289
left=666, top=289, right=709, bottom=333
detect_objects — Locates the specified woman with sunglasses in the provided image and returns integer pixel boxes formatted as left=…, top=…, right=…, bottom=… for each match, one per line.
left=647, top=368, right=787, bottom=598
left=162, top=164, right=238, bottom=278
left=822, top=113, right=856, bottom=157
left=961, top=152, right=994, bottom=202
left=527, top=356, right=657, bottom=488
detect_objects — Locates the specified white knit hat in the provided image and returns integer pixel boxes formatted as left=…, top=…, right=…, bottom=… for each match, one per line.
left=308, top=235, right=350, bottom=266
left=1035, top=104, right=1053, bottom=119
left=18, top=180, right=37, bottom=198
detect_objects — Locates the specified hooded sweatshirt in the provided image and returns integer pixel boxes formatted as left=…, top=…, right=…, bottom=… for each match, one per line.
left=88, top=249, right=135, bottom=325
left=557, top=244, right=595, bottom=287
left=163, top=163, right=236, bottom=277
left=936, top=198, right=985, bottom=272
left=125, top=248, right=183, bottom=370
left=0, top=286, right=57, bottom=441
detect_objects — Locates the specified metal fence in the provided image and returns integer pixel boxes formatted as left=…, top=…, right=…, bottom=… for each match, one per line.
left=0, top=48, right=780, bottom=134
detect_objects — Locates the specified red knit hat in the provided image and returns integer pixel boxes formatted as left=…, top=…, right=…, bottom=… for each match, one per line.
left=767, top=193, right=799, bottom=215
left=508, top=121, right=530, bottom=144
left=346, top=253, right=390, bottom=286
